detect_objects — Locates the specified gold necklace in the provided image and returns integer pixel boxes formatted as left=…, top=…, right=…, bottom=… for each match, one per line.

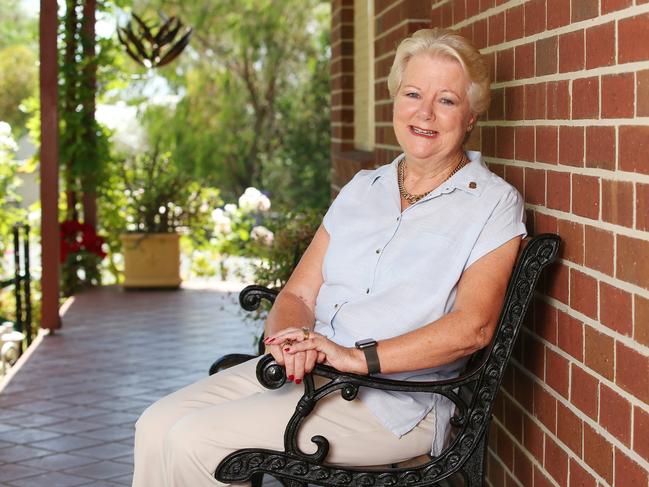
left=398, top=153, right=468, bottom=205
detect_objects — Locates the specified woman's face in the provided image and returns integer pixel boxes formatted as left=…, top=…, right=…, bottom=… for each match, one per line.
left=393, top=53, right=476, bottom=167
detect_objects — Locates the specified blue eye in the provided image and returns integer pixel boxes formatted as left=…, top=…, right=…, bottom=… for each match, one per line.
left=440, top=98, right=455, bottom=105
left=405, top=92, right=420, bottom=99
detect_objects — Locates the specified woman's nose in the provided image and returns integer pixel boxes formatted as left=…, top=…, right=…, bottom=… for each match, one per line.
left=418, top=102, right=435, bottom=120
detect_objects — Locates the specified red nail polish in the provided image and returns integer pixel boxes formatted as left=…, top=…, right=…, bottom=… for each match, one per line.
left=288, top=375, right=294, bottom=381
left=295, top=379, right=302, bottom=384
left=284, top=348, right=290, bottom=352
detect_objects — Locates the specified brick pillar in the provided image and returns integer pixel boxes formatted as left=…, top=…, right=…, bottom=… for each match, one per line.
left=331, top=0, right=433, bottom=191
left=331, top=0, right=357, bottom=191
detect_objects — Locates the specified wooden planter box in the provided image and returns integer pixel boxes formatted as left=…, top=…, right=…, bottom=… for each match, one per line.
left=120, top=233, right=181, bottom=288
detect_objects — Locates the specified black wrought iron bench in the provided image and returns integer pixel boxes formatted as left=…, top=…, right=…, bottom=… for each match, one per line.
left=212, top=233, right=560, bottom=487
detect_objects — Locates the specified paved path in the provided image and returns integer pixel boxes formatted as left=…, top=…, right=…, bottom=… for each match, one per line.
left=0, top=284, right=284, bottom=486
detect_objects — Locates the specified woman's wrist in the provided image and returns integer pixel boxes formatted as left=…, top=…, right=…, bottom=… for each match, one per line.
left=352, top=347, right=369, bottom=374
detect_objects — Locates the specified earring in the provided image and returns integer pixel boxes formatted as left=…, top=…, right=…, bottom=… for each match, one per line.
left=467, top=124, right=474, bottom=132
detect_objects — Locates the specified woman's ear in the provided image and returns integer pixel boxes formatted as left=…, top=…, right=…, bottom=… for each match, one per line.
left=467, top=114, right=477, bottom=132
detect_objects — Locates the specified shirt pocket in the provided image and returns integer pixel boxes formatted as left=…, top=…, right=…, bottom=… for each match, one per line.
left=314, top=286, right=349, bottom=326
left=391, top=230, right=456, bottom=272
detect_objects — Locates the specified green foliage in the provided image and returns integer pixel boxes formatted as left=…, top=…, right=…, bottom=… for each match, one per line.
left=98, top=147, right=223, bottom=282
left=0, top=123, right=26, bottom=278
left=252, top=209, right=324, bottom=289
left=132, top=0, right=331, bottom=205
left=209, top=188, right=272, bottom=260
left=0, top=45, right=38, bottom=138
left=0, top=0, right=37, bottom=51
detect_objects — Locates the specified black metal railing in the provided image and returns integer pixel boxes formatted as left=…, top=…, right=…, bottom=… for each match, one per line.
left=0, top=224, right=32, bottom=351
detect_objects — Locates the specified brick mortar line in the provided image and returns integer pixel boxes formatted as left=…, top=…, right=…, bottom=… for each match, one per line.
left=485, top=442, right=530, bottom=487
left=485, top=156, right=649, bottom=185
left=374, top=143, right=401, bottom=151
left=333, top=21, right=354, bottom=28
left=443, top=0, right=525, bottom=29
left=507, top=354, right=649, bottom=476
left=331, top=71, right=355, bottom=79
left=520, top=315, right=649, bottom=414
left=472, top=4, right=649, bottom=56
left=331, top=5, right=352, bottom=19
left=489, top=415, right=589, bottom=487
left=374, top=17, right=432, bottom=43
left=375, top=118, right=649, bottom=128
left=490, top=61, right=649, bottom=88
left=479, top=117, right=649, bottom=126
left=525, top=203, right=649, bottom=245
left=539, top=279, right=649, bottom=354
left=375, top=50, right=397, bottom=63
left=492, top=388, right=611, bottom=487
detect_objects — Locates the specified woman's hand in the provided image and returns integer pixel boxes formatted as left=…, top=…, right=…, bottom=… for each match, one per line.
left=265, top=328, right=367, bottom=378
left=264, top=327, right=325, bottom=383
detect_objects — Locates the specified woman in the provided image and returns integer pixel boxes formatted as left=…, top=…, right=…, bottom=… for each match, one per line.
left=133, top=28, right=526, bottom=487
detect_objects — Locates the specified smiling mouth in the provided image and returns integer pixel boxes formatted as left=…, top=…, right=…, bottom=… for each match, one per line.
left=410, top=126, right=438, bottom=137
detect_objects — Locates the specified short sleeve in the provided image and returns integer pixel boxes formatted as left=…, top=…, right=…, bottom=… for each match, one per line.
left=322, top=192, right=340, bottom=234
left=322, top=170, right=370, bottom=235
left=465, top=187, right=527, bottom=269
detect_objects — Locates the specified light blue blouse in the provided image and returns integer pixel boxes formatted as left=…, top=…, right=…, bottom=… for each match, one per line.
left=314, top=151, right=527, bottom=455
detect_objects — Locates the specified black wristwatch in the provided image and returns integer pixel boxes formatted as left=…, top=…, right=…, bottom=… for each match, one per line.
left=355, top=338, right=381, bottom=375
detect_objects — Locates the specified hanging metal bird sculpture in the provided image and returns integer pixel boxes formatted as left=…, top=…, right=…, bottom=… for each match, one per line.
left=118, top=13, right=192, bottom=68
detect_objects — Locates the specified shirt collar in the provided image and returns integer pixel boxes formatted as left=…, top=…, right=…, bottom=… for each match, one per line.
left=370, top=151, right=488, bottom=199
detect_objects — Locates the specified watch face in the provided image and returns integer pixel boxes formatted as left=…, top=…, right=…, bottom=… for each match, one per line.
left=355, top=338, right=377, bottom=349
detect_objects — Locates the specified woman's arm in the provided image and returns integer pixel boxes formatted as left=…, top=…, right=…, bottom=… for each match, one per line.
left=274, top=235, right=521, bottom=376
left=263, top=224, right=329, bottom=381
left=264, top=224, right=328, bottom=336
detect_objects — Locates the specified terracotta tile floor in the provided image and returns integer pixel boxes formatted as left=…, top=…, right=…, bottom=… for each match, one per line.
left=0, top=284, right=285, bottom=486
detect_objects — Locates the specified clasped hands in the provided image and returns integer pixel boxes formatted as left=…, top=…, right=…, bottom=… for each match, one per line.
left=263, top=327, right=366, bottom=383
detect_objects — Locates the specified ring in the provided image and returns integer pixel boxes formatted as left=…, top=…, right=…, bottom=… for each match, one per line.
left=282, top=338, right=295, bottom=347
left=301, top=327, right=310, bottom=340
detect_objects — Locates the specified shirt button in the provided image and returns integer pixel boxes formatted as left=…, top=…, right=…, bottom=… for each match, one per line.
left=365, top=288, right=370, bottom=294
left=396, top=216, right=400, bottom=221
left=375, top=248, right=381, bottom=254
left=334, top=304, right=338, bottom=308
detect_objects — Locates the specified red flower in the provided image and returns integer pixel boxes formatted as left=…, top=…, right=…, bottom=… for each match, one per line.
left=59, top=219, right=108, bottom=261
left=60, top=241, right=69, bottom=263
left=60, top=220, right=83, bottom=236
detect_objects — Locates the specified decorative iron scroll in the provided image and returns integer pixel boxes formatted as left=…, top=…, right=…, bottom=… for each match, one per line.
left=239, top=285, right=279, bottom=311
left=216, top=234, right=560, bottom=486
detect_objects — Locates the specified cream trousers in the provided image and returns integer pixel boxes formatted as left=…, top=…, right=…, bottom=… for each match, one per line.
left=132, top=356, right=436, bottom=487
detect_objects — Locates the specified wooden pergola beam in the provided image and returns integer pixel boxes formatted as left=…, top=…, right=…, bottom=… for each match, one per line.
left=39, top=0, right=61, bottom=330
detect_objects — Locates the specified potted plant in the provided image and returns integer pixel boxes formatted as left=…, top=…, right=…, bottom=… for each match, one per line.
left=115, top=146, right=221, bottom=288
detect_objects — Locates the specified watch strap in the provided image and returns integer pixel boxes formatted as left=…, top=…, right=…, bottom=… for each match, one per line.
left=361, top=344, right=381, bottom=375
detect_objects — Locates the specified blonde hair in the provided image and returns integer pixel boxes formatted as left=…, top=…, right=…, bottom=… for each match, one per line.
left=387, top=28, right=491, bottom=115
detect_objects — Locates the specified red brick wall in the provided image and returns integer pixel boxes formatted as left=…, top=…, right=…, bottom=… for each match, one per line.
left=331, top=0, right=649, bottom=485
left=432, top=2, right=649, bottom=486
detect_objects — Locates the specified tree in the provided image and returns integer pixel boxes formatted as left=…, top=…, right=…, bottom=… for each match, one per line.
left=131, top=0, right=330, bottom=202
left=0, top=45, right=38, bottom=137
left=0, top=0, right=37, bottom=51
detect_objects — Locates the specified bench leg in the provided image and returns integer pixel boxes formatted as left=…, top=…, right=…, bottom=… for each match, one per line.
left=461, top=432, right=487, bottom=487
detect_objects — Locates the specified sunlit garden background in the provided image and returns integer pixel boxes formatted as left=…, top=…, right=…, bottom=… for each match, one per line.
left=0, top=0, right=331, bottom=363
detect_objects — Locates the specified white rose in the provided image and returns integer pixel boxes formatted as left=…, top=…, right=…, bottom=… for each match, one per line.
left=257, top=193, right=271, bottom=212
left=224, top=203, right=238, bottom=215
left=238, top=187, right=261, bottom=212
left=250, top=225, right=274, bottom=246
left=212, top=208, right=232, bottom=234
